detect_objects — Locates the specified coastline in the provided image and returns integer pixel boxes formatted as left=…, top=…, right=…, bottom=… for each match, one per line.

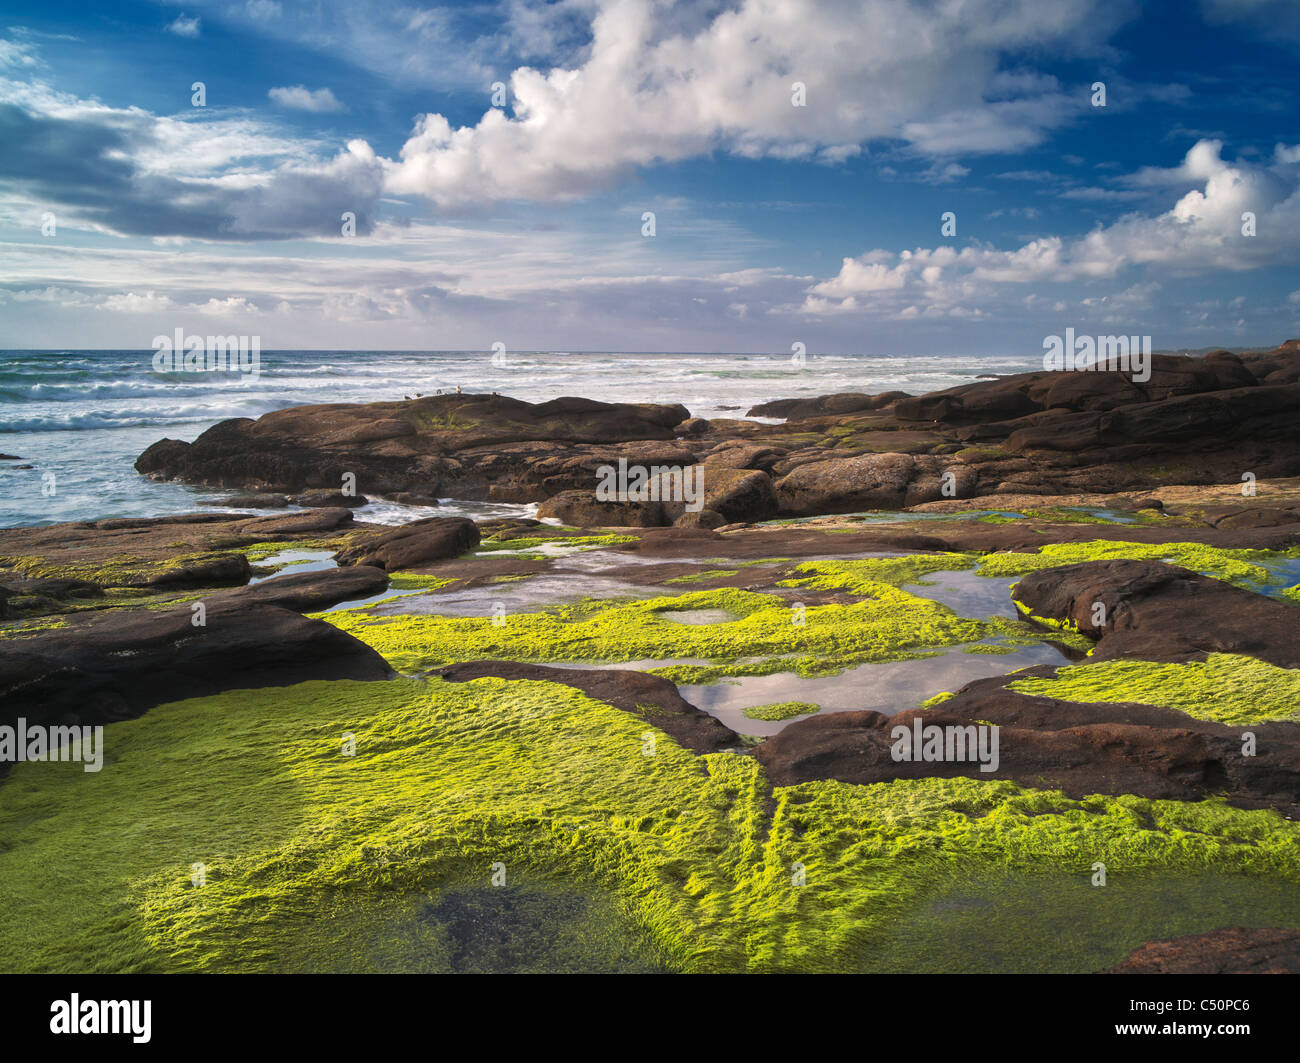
left=2, top=342, right=1299, bottom=974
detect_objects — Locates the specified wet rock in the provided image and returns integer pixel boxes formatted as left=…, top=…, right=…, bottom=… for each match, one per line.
left=135, top=394, right=692, bottom=500
left=773, top=453, right=935, bottom=515
left=134, top=342, right=1300, bottom=512
left=209, top=565, right=389, bottom=612
left=756, top=689, right=1300, bottom=815
left=1105, top=927, right=1300, bottom=974
left=1011, top=559, right=1300, bottom=667
left=536, top=491, right=668, bottom=527
left=428, top=660, right=736, bottom=754
left=199, top=493, right=290, bottom=509
left=674, top=509, right=727, bottom=529
left=288, top=489, right=370, bottom=508
left=390, top=491, right=441, bottom=506
left=0, top=602, right=393, bottom=736
left=334, top=516, right=479, bottom=571
left=231, top=508, right=356, bottom=536
left=692, top=467, right=778, bottom=522
left=703, top=442, right=787, bottom=472
left=1209, top=507, right=1300, bottom=529
left=747, top=393, right=903, bottom=419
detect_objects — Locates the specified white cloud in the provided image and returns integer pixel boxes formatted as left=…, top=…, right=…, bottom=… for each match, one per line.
left=0, top=71, right=383, bottom=238
left=268, top=85, right=345, bottom=113
left=805, top=139, right=1300, bottom=315
left=0, top=39, right=38, bottom=69
left=386, top=0, right=1121, bottom=207
left=167, top=15, right=201, bottom=38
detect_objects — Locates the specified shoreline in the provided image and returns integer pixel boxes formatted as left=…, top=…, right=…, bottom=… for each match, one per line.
left=2, top=342, right=1299, bottom=974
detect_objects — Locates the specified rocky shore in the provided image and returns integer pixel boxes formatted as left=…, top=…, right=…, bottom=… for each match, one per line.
left=2, top=342, right=1299, bottom=973
left=133, top=340, right=1300, bottom=522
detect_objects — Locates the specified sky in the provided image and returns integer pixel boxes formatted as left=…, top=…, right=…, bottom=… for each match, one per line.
left=2, top=0, right=1300, bottom=355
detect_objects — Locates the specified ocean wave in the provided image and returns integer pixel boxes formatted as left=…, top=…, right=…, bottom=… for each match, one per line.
left=0, top=397, right=301, bottom=432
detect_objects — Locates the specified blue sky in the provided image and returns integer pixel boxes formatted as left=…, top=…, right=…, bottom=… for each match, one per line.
left=3, top=0, right=1300, bottom=354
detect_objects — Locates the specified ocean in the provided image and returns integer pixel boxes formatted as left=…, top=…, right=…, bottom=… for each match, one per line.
left=0, top=349, right=1042, bottom=528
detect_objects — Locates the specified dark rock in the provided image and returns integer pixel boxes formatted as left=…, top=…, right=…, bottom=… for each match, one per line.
left=674, top=509, right=727, bottom=529
left=288, top=489, right=370, bottom=508
left=747, top=393, right=903, bottom=419
left=676, top=417, right=711, bottom=436
left=1105, top=927, right=1300, bottom=974
left=135, top=394, right=692, bottom=500
left=428, top=660, right=736, bottom=754
left=209, top=565, right=389, bottom=612
left=1011, top=559, right=1300, bottom=667
left=0, top=577, right=102, bottom=601
left=0, top=602, right=393, bottom=737
left=1210, top=507, right=1300, bottom=529
left=131, top=342, right=1300, bottom=516
left=334, top=516, right=479, bottom=571
left=756, top=687, right=1300, bottom=815
left=536, top=491, right=668, bottom=527
left=694, top=467, right=778, bottom=522
left=199, top=493, right=289, bottom=509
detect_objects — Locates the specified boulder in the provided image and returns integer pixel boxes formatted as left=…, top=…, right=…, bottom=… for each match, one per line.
left=334, top=516, right=480, bottom=571
left=0, top=602, right=392, bottom=737
left=1011, top=559, right=1300, bottom=667
left=774, top=453, right=917, bottom=515
left=536, top=490, right=668, bottom=527
left=288, top=489, right=370, bottom=508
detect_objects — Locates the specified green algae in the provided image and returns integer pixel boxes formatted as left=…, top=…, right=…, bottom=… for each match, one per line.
left=1283, top=584, right=1300, bottom=604
left=0, top=550, right=245, bottom=588
left=975, top=539, right=1291, bottom=587
left=665, top=569, right=741, bottom=584
left=1008, top=653, right=1300, bottom=725
left=475, top=534, right=638, bottom=553
left=387, top=573, right=458, bottom=590
left=239, top=537, right=353, bottom=562
left=867, top=870, right=1300, bottom=973
left=974, top=507, right=1193, bottom=527
left=978, top=508, right=1117, bottom=525
left=315, top=584, right=1009, bottom=678
left=954, top=447, right=1012, bottom=463
left=741, top=701, right=821, bottom=722
left=2, top=675, right=1298, bottom=974
left=0, top=616, right=67, bottom=638
left=780, top=552, right=977, bottom=592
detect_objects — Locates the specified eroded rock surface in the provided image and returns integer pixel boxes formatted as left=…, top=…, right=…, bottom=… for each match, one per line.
left=1105, top=927, right=1300, bottom=974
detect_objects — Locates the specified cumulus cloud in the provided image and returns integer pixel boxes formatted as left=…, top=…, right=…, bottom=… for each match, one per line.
left=167, top=15, right=201, bottom=38
left=385, top=0, right=1121, bottom=206
left=268, top=85, right=344, bottom=112
left=805, top=139, right=1300, bottom=315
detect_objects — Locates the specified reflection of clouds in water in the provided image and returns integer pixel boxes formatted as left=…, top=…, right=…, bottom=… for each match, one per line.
left=679, top=640, right=1067, bottom=737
